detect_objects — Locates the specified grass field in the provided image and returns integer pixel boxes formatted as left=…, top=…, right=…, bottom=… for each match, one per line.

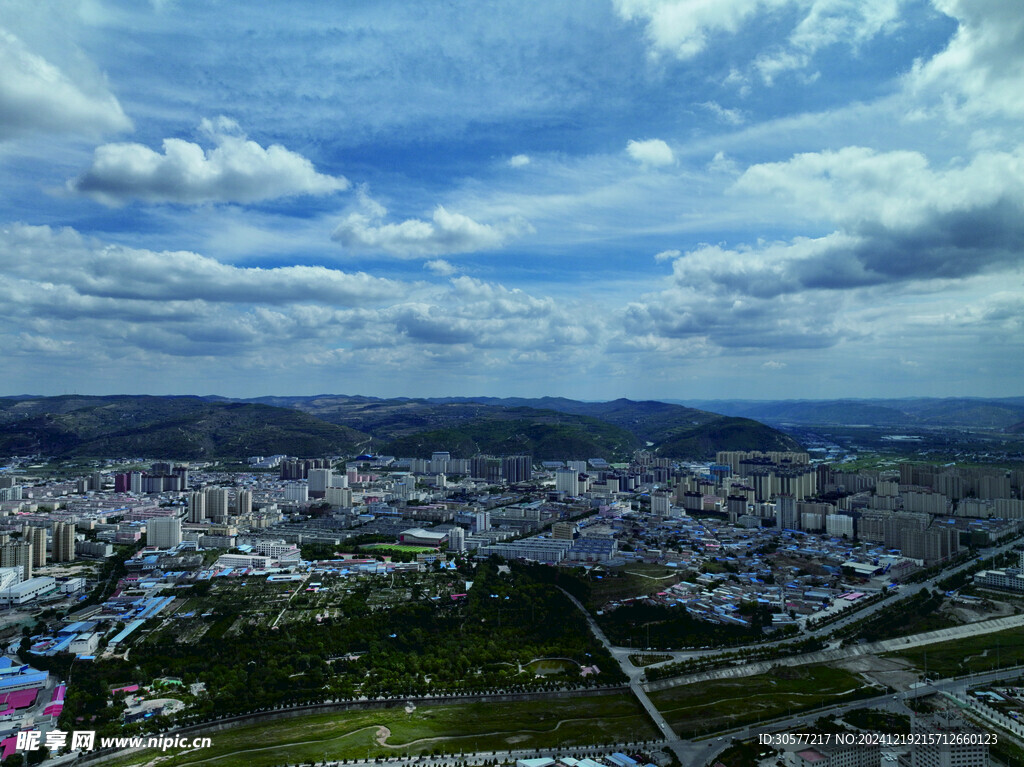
left=884, top=625, right=1024, bottom=677
left=649, top=665, right=875, bottom=737
left=101, top=695, right=659, bottom=767
left=363, top=544, right=439, bottom=553
left=587, top=564, right=686, bottom=606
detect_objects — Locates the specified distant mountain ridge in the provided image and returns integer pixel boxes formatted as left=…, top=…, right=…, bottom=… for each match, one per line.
left=674, top=397, right=1024, bottom=429
left=231, top=394, right=802, bottom=460
left=0, top=395, right=369, bottom=459
left=0, top=394, right=801, bottom=461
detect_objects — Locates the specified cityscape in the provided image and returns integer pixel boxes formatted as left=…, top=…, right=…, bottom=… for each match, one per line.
left=2, top=1, right=1024, bottom=766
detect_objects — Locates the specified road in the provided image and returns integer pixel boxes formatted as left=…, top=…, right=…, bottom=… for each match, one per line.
left=557, top=587, right=682, bottom=757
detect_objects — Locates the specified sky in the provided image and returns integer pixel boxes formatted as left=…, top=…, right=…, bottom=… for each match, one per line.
left=1, top=0, right=1022, bottom=401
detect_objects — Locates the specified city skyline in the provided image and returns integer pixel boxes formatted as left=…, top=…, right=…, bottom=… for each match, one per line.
left=1, top=0, right=1022, bottom=400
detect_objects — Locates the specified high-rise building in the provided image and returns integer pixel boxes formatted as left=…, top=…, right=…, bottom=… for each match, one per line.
left=502, top=455, right=532, bottom=484
left=52, top=522, right=76, bottom=563
left=430, top=452, right=451, bottom=474
left=555, top=468, right=580, bottom=496
left=448, top=526, right=466, bottom=553
left=0, top=541, right=32, bottom=580
left=187, top=491, right=206, bottom=523
left=235, top=489, right=253, bottom=516
left=173, top=465, right=190, bottom=489
left=29, top=528, right=46, bottom=569
left=651, top=491, right=671, bottom=516
left=205, top=487, right=230, bottom=523
left=776, top=494, right=797, bottom=530
left=147, top=516, right=182, bottom=549
left=307, top=469, right=333, bottom=498
left=474, top=510, right=490, bottom=533
left=130, top=471, right=143, bottom=494
left=326, top=486, right=353, bottom=507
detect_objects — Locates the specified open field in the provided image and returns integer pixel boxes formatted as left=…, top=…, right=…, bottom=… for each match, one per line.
left=101, top=695, right=659, bottom=767
left=648, top=665, right=875, bottom=736
left=587, top=564, right=687, bottom=606
left=884, top=625, right=1024, bottom=677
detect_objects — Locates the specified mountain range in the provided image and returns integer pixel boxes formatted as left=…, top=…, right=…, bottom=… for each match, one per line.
left=0, top=394, right=800, bottom=461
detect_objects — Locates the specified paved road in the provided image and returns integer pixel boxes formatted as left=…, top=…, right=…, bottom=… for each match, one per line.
left=557, top=588, right=682, bottom=757
left=644, top=612, right=1024, bottom=692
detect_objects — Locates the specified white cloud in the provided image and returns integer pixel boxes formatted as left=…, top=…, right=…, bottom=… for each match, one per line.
left=507, top=154, right=531, bottom=168
left=699, top=101, right=745, bottom=125
left=614, top=0, right=782, bottom=60
left=654, top=249, right=681, bottom=262
left=0, top=28, right=131, bottom=140
left=734, top=145, right=1024, bottom=234
left=68, top=116, right=348, bottom=205
left=616, top=0, right=906, bottom=81
left=424, top=259, right=458, bottom=276
left=626, top=138, right=675, bottom=167
left=332, top=193, right=531, bottom=258
left=905, top=0, right=1024, bottom=119
left=0, top=223, right=399, bottom=307
left=756, top=0, right=905, bottom=82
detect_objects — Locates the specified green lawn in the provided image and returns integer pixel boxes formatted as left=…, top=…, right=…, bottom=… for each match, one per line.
left=649, top=665, right=875, bottom=737
left=884, top=625, right=1024, bottom=678
left=100, top=695, right=659, bottom=767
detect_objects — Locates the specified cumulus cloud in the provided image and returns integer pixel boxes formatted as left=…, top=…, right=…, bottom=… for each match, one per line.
left=631, top=145, right=1024, bottom=309
left=0, top=28, right=131, bottom=140
left=507, top=154, right=531, bottom=167
left=731, top=145, right=1024, bottom=286
left=68, top=116, right=348, bottom=205
left=654, top=249, right=681, bottom=262
left=614, top=0, right=781, bottom=60
left=905, top=0, right=1024, bottom=118
left=332, top=193, right=531, bottom=258
left=626, top=138, right=675, bottom=167
left=424, top=259, right=458, bottom=276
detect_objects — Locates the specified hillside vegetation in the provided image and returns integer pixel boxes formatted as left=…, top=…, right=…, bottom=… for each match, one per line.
left=0, top=396, right=368, bottom=459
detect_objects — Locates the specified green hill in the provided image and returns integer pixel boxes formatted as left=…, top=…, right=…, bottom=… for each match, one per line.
left=381, top=412, right=641, bottom=460
left=0, top=396, right=369, bottom=459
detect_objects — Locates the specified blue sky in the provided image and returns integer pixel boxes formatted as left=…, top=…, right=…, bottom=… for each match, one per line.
left=1, top=0, right=1022, bottom=400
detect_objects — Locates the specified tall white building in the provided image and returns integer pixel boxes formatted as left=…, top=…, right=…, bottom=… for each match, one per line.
left=555, top=468, right=580, bottom=496
left=448, top=526, right=466, bottom=553
left=284, top=483, right=309, bottom=503
left=147, top=516, right=182, bottom=549
left=430, top=452, right=450, bottom=474
left=650, top=491, right=671, bottom=516
left=326, top=486, right=352, bottom=507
